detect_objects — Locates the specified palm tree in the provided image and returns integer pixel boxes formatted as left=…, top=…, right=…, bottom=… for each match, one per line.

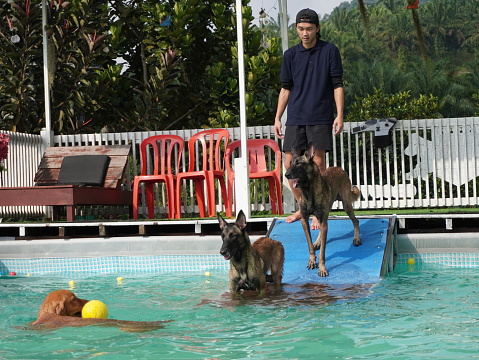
left=379, top=0, right=400, bottom=12
left=327, top=7, right=356, bottom=33
left=407, top=1, right=428, bottom=63
left=402, top=58, right=449, bottom=97
left=422, top=1, right=454, bottom=54
left=375, top=12, right=414, bottom=57
left=358, top=0, right=370, bottom=37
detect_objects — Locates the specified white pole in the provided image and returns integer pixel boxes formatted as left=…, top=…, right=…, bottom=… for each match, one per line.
left=234, top=0, right=251, bottom=219
left=277, top=0, right=289, bottom=53
left=277, top=0, right=295, bottom=213
left=42, top=0, right=52, bottom=147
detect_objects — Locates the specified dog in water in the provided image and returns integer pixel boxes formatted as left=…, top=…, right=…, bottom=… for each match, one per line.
left=218, top=210, right=284, bottom=296
left=30, top=289, right=171, bottom=332
left=285, top=143, right=361, bottom=277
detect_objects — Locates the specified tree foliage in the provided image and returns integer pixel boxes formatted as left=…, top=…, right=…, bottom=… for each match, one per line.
left=0, top=0, right=479, bottom=134
left=0, top=0, right=281, bottom=133
left=321, top=0, right=479, bottom=120
left=0, top=0, right=43, bottom=132
left=346, top=88, right=440, bottom=121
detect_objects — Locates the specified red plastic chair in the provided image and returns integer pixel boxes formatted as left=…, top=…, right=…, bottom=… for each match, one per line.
left=132, top=135, right=184, bottom=219
left=175, top=129, right=231, bottom=218
left=225, top=139, right=283, bottom=216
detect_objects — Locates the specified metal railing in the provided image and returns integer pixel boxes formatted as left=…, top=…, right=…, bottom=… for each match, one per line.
left=1, top=117, right=479, bottom=219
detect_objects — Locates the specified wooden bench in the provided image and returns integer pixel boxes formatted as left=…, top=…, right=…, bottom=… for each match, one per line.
left=0, top=145, right=132, bottom=222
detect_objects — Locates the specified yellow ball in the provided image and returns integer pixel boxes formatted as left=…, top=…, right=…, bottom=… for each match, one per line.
left=204, top=271, right=211, bottom=277
left=82, top=300, right=109, bottom=319
left=407, top=258, right=415, bottom=265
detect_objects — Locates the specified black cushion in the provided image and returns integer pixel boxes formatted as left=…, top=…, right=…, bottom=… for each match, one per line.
left=56, top=155, right=110, bottom=186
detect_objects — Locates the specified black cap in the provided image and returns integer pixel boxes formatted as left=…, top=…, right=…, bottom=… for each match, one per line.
left=296, top=8, right=319, bottom=26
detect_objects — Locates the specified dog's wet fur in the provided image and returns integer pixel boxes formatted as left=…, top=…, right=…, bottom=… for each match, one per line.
left=29, top=289, right=172, bottom=332
left=285, top=143, right=361, bottom=277
left=218, top=210, right=284, bottom=296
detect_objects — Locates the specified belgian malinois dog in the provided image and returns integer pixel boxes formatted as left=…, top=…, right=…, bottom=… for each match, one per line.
left=218, top=210, right=284, bottom=295
left=285, top=143, right=361, bottom=277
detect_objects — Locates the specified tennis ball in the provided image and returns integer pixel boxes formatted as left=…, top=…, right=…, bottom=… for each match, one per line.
left=407, top=258, right=415, bottom=265
left=204, top=271, right=211, bottom=277
left=82, top=300, right=109, bottom=319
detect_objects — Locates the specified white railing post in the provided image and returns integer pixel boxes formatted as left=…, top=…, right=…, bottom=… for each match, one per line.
left=40, top=128, right=53, bottom=153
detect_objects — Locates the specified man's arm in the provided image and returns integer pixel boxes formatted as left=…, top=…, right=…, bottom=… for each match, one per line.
left=333, top=86, right=344, bottom=135
left=274, top=88, right=291, bottom=139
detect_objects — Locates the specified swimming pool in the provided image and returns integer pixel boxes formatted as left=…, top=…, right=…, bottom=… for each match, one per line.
left=1, top=262, right=479, bottom=359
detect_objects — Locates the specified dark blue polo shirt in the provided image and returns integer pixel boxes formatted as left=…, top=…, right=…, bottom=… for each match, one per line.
left=281, top=39, right=343, bottom=125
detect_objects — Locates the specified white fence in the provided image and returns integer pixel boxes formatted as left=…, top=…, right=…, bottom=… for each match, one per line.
left=343, top=117, right=479, bottom=209
left=0, top=131, right=45, bottom=218
left=1, top=117, right=479, bottom=219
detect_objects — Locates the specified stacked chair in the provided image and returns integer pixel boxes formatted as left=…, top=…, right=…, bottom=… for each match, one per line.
left=133, top=130, right=282, bottom=219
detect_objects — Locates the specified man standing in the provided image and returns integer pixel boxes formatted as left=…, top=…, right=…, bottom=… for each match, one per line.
left=274, top=8, right=345, bottom=228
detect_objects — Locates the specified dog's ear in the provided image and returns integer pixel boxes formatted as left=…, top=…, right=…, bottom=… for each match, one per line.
left=53, top=298, right=68, bottom=316
left=217, top=212, right=228, bottom=230
left=305, top=142, right=315, bottom=160
left=235, top=210, right=247, bottom=230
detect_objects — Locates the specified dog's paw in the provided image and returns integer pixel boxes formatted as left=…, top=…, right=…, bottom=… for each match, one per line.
left=318, top=267, right=329, bottom=277
left=307, top=260, right=318, bottom=270
left=236, top=279, right=258, bottom=292
left=312, top=241, right=321, bottom=250
left=353, top=237, right=362, bottom=246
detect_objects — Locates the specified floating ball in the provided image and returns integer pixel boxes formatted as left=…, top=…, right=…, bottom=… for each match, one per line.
left=204, top=271, right=211, bottom=277
left=82, top=300, right=109, bottom=319
left=116, top=277, right=123, bottom=285
left=407, top=258, right=415, bottom=265
left=9, top=271, right=16, bottom=276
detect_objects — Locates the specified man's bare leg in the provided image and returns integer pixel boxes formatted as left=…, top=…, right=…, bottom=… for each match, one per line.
left=310, top=149, right=326, bottom=230
left=285, top=211, right=301, bottom=222
left=310, top=216, right=320, bottom=230
left=285, top=180, right=302, bottom=223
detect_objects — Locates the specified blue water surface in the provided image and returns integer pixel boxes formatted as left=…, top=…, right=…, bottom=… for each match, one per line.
left=1, top=264, right=479, bottom=359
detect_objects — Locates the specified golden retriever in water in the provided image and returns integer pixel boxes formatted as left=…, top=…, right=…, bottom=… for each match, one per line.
left=30, top=289, right=171, bottom=332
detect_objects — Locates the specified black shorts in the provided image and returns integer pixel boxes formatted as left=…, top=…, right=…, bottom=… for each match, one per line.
left=282, top=125, right=333, bottom=153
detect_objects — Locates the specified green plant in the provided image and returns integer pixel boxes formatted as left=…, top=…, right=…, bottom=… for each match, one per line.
left=346, top=88, right=440, bottom=121
left=0, top=1, right=43, bottom=132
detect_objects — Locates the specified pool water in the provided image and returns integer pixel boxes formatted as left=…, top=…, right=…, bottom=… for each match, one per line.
left=1, top=264, right=479, bottom=359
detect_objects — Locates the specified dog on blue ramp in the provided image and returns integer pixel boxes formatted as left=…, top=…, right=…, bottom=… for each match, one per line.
left=285, top=143, right=361, bottom=277
left=218, top=210, right=284, bottom=296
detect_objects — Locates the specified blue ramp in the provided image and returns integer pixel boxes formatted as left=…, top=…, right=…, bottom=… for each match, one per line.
left=268, top=218, right=390, bottom=285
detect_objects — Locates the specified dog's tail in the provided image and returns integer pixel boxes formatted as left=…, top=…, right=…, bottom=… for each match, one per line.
left=351, top=186, right=361, bottom=202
